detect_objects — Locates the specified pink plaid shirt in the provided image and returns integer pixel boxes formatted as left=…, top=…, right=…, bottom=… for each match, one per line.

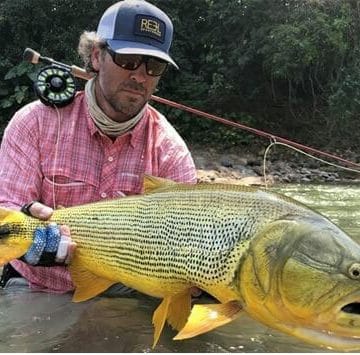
left=0, top=92, right=196, bottom=292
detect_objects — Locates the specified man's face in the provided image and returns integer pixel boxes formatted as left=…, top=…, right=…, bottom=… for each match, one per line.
left=91, top=46, right=161, bottom=122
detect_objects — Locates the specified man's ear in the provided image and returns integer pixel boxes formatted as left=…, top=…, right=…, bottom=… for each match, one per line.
left=91, top=46, right=102, bottom=72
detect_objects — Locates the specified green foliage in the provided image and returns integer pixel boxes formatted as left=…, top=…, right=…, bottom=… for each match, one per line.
left=1, top=0, right=360, bottom=150
left=0, top=0, right=113, bottom=123
left=0, top=61, right=35, bottom=108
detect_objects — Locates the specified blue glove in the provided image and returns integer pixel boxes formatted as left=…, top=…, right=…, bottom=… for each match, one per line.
left=23, top=223, right=61, bottom=265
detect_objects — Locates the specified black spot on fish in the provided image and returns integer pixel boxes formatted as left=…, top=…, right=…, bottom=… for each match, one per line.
left=0, top=224, right=11, bottom=237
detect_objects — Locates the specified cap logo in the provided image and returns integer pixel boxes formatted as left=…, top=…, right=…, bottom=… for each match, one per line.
left=134, top=14, right=165, bottom=43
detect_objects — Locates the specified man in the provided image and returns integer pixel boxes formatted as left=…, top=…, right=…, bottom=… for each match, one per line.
left=0, top=0, right=197, bottom=293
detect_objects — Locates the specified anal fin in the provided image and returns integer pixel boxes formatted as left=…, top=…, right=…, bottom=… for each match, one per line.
left=167, top=289, right=192, bottom=331
left=174, top=300, right=243, bottom=340
left=152, top=297, right=171, bottom=348
left=152, top=289, right=192, bottom=348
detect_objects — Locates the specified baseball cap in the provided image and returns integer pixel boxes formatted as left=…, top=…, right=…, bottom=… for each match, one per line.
left=97, top=0, right=178, bottom=69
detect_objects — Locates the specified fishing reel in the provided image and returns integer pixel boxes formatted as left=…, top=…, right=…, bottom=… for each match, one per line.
left=23, top=47, right=93, bottom=107
left=34, top=65, right=76, bottom=107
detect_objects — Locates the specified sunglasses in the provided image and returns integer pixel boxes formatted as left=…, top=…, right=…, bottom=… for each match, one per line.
left=106, top=47, right=168, bottom=77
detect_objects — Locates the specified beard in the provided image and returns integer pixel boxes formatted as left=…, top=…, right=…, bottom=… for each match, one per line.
left=104, top=81, right=150, bottom=120
left=107, top=94, right=144, bottom=118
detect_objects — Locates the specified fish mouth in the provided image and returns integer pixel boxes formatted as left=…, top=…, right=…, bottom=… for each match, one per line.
left=341, top=302, right=360, bottom=315
left=275, top=294, right=360, bottom=351
left=296, top=294, right=360, bottom=351
left=336, top=290, right=360, bottom=321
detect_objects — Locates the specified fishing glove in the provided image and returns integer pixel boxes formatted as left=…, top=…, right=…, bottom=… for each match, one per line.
left=23, top=223, right=61, bottom=266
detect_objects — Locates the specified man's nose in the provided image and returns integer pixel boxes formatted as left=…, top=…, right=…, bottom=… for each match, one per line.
left=129, top=63, right=147, bottom=83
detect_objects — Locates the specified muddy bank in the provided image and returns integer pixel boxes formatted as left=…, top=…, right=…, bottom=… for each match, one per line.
left=190, top=144, right=360, bottom=185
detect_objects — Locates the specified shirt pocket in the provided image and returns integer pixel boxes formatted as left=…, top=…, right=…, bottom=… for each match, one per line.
left=116, top=172, right=143, bottom=196
left=41, top=172, right=99, bottom=207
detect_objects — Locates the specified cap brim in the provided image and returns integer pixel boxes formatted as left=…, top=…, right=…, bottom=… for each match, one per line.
left=107, top=40, right=179, bottom=70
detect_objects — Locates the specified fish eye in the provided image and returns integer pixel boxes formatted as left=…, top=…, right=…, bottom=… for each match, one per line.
left=348, top=263, right=360, bottom=280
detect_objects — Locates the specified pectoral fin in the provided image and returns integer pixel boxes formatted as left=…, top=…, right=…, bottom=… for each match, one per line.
left=174, top=301, right=243, bottom=340
left=152, top=290, right=192, bottom=348
left=69, top=256, right=117, bottom=302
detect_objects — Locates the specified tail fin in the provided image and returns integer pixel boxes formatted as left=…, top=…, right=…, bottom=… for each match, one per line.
left=0, top=207, right=32, bottom=265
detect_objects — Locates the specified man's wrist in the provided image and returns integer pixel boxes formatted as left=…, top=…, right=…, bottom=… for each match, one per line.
left=21, top=201, right=37, bottom=216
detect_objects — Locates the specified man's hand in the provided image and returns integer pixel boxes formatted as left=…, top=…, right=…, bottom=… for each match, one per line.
left=22, top=202, right=76, bottom=265
left=24, top=201, right=54, bottom=220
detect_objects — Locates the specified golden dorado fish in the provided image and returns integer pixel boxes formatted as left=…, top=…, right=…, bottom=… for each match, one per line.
left=1, top=175, right=360, bottom=350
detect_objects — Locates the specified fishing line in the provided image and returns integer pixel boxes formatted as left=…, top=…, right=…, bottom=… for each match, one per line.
left=263, top=138, right=276, bottom=189
left=262, top=140, right=360, bottom=189
left=52, top=105, right=62, bottom=210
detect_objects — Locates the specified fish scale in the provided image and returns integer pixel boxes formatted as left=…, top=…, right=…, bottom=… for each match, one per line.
left=22, top=182, right=316, bottom=295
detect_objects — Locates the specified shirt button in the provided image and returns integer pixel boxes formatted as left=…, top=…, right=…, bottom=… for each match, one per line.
left=100, top=192, right=107, bottom=198
left=108, top=156, right=114, bottom=162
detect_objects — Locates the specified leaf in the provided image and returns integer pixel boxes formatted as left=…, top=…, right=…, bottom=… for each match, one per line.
left=16, top=62, right=32, bottom=76
left=4, top=68, right=17, bottom=80
left=4, top=62, right=33, bottom=80
left=15, top=91, right=25, bottom=104
left=0, top=99, right=13, bottom=108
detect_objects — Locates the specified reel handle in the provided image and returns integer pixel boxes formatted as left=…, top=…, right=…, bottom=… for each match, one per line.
left=23, top=47, right=94, bottom=81
left=70, top=65, right=93, bottom=81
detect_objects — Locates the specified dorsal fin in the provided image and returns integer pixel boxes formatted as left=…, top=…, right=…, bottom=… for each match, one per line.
left=143, top=175, right=180, bottom=194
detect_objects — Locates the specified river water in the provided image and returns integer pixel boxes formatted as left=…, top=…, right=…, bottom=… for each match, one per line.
left=0, top=184, right=359, bottom=353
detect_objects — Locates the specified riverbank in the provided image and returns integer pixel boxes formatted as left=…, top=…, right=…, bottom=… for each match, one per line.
left=190, top=143, right=360, bottom=185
